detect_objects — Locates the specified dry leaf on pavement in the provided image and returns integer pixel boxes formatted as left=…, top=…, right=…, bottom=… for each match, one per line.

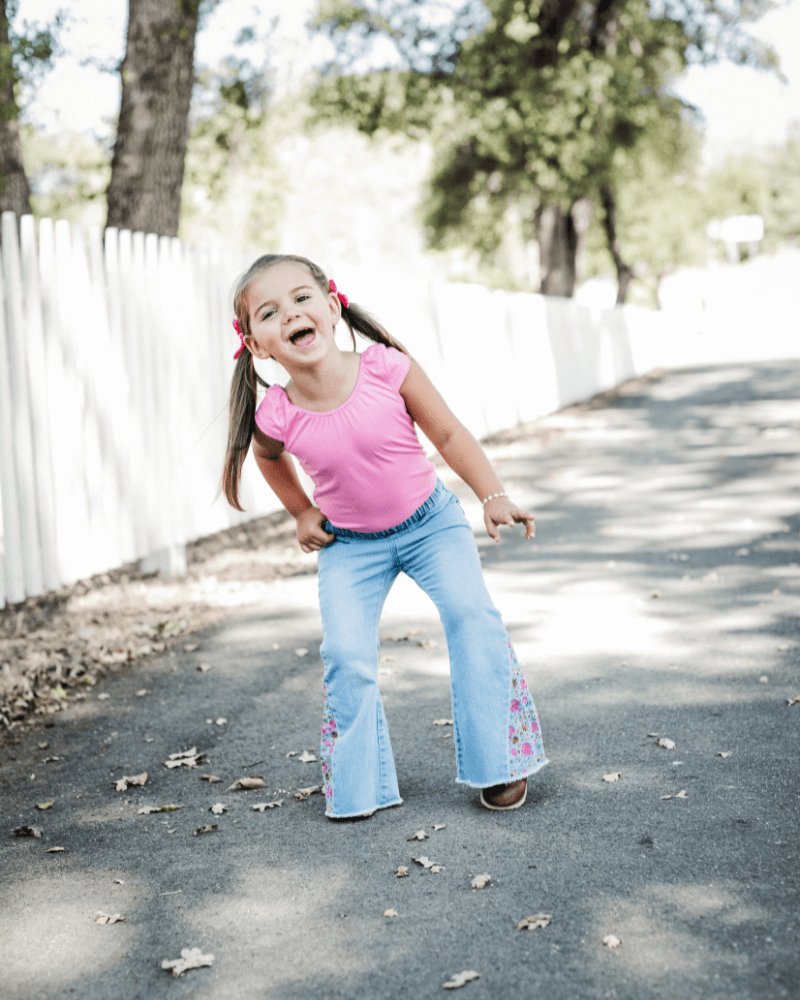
left=200, top=775, right=221, bottom=783
left=517, top=914, right=552, bottom=930
left=294, top=648, right=309, bottom=657
left=470, top=873, right=491, bottom=889
left=602, top=772, right=621, bottom=783
left=161, top=947, right=215, bottom=977
left=210, top=803, right=227, bottom=815
left=95, top=911, right=125, bottom=925
left=114, top=772, right=148, bottom=792
left=433, top=719, right=453, bottom=727
left=656, top=737, right=676, bottom=750
left=227, top=777, right=265, bottom=791
left=297, top=750, right=317, bottom=763
left=252, top=800, right=283, bottom=811
left=293, top=785, right=322, bottom=801
left=164, top=747, right=206, bottom=769
left=660, top=790, right=688, bottom=800
left=433, top=823, right=447, bottom=831
left=36, top=801, right=54, bottom=810
left=46, top=846, right=65, bottom=853
left=137, top=804, right=181, bottom=814
left=383, top=908, right=398, bottom=918
left=602, top=934, right=622, bottom=949
left=442, top=970, right=480, bottom=989
left=716, top=751, right=733, bottom=758
left=394, top=866, right=409, bottom=878
left=785, top=696, right=800, bottom=706
left=407, top=830, right=428, bottom=841
left=193, top=824, right=218, bottom=836
left=12, top=826, right=42, bottom=837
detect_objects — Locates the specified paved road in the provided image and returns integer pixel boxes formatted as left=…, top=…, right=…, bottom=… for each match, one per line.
left=2, top=360, right=799, bottom=1000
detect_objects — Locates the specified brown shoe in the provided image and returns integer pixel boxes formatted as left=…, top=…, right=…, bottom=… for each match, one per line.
left=479, top=779, right=527, bottom=811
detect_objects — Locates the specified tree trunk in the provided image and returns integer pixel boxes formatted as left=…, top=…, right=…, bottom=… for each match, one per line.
left=599, top=183, right=634, bottom=304
left=0, top=0, right=32, bottom=216
left=537, top=202, right=592, bottom=298
left=106, top=0, right=202, bottom=237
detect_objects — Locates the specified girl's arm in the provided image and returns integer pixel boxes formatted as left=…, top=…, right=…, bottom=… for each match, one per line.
left=400, top=360, right=535, bottom=542
left=251, top=427, right=334, bottom=552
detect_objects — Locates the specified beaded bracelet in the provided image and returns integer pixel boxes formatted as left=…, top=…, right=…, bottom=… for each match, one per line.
left=481, top=491, right=508, bottom=507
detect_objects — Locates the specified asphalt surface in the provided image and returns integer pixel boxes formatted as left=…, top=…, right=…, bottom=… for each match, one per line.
left=2, top=360, right=799, bottom=1000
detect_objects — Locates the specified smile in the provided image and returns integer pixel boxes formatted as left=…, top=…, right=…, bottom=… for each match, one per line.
left=289, top=328, right=316, bottom=347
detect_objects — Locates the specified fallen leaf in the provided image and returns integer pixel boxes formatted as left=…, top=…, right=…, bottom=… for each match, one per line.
left=660, top=790, right=688, bottom=800
left=431, top=865, right=444, bottom=873
left=433, top=823, right=447, bottom=832
left=293, top=785, right=322, bottom=801
left=602, top=772, right=621, bottom=783
left=407, top=830, right=428, bottom=841
left=183, top=643, right=199, bottom=652
left=137, top=804, right=182, bottom=814
left=517, top=914, right=552, bottom=931
left=786, top=696, right=800, bottom=706
left=95, top=911, right=125, bottom=925
left=46, top=846, right=65, bottom=853
left=297, top=750, right=317, bottom=763
left=443, top=970, right=480, bottom=990
left=759, top=675, right=770, bottom=683
left=37, top=741, right=49, bottom=749
left=602, top=934, right=622, bottom=949
left=646, top=732, right=660, bottom=738
left=252, top=800, right=283, bottom=811
left=394, top=866, right=409, bottom=878
left=193, top=824, right=218, bottom=836
left=164, top=747, right=206, bottom=769
left=12, top=826, right=41, bottom=838
left=36, top=801, right=54, bottom=810
left=656, top=737, right=676, bottom=750
left=196, top=663, right=211, bottom=672
left=294, top=648, right=309, bottom=657
left=161, top=947, right=215, bottom=977
left=200, top=775, right=221, bottom=784
left=226, top=777, right=265, bottom=791
left=433, top=719, right=453, bottom=727
left=135, top=689, right=149, bottom=697
left=413, top=856, right=436, bottom=869
left=470, top=873, right=491, bottom=889
left=97, top=692, right=110, bottom=701
left=214, top=718, right=227, bottom=726
left=210, top=803, right=227, bottom=815
left=716, top=751, right=733, bottom=758
left=43, top=755, right=61, bottom=763
left=114, top=772, right=148, bottom=792
left=383, top=908, right=398, bottom=918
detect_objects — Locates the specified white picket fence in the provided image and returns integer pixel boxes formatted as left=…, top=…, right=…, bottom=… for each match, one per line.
left=2, top=210, right=738, bottom=609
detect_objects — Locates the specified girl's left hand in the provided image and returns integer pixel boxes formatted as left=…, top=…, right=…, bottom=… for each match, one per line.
left=483, top=496, right=536, bottom=542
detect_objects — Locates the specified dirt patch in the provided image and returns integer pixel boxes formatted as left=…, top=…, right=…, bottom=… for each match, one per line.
left=0, top=509, right=309, bottom=742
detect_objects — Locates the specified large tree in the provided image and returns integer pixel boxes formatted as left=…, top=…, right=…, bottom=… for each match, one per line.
left=312, top=0, right=778, bottom=299
left=106, top=0, right=216, bottom=237
left=0, top=0, right=60, bottom=216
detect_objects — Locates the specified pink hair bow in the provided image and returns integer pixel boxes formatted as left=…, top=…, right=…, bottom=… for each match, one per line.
left=328, top=278, right=349, bottom=309
left=232, top=318, right=245, bottom=360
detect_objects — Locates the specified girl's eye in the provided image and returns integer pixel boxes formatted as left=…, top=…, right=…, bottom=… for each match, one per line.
left=261, top=309, right=276, bottom=320
left=296, top=294, right=310, bottom=303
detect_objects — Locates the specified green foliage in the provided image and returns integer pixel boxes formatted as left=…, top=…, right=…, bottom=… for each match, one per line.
left=2, top=0, right=63, bottom=119
left=310, top=0, right=780, bottom=293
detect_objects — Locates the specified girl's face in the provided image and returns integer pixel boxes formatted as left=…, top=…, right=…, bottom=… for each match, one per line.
left=243, top=261, right=340, bottom=365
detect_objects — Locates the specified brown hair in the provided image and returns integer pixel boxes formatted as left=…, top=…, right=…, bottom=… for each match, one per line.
left=221, top=253, right=407, bottom=510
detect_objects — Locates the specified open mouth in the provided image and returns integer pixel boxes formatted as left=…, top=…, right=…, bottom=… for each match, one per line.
left=289, top=328, right=315, bottom=347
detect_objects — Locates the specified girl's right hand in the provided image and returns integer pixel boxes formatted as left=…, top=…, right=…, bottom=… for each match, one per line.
left=296, top=507, right=336, bottom=553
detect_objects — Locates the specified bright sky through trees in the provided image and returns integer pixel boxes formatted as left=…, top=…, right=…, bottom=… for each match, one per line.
left=16, top=0, right=800, bottom=160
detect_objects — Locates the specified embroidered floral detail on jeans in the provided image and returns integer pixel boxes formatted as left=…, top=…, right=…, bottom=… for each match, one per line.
left=507, top=642, right=545, bottom=779
left=320, top=687, right=339, bottom=806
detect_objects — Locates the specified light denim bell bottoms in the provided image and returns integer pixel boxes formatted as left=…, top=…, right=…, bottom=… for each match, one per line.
left=317, top=481, right=548, bottom=818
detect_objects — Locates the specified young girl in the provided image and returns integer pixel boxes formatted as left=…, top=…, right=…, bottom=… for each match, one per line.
left=222, top=254, right=547, bottom=818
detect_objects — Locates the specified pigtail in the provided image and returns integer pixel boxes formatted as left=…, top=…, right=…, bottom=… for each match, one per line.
left=339, top=301, right=408, bottom=356
left=221, top=350, right=268, bottom=511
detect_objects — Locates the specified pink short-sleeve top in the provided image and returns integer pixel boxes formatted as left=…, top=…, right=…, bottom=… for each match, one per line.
left=254, top=343, right=437, bottom=531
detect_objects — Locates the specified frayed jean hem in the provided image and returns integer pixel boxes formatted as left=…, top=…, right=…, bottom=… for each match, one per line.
left=455, top=757, right=550, bottom=789
left=325, top=797, right=404, bottom=820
